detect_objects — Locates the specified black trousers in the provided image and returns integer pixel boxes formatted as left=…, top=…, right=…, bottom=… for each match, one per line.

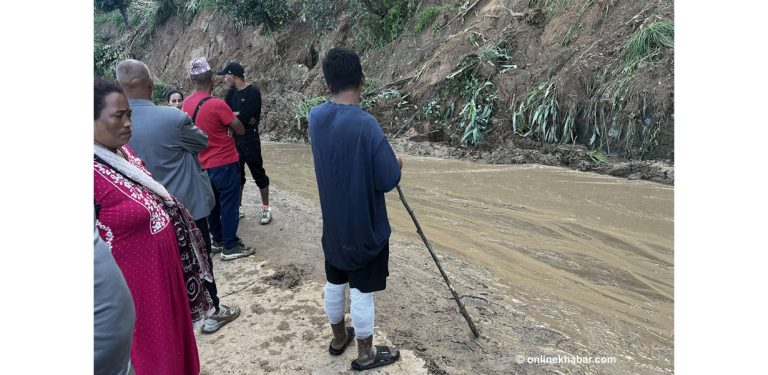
left=195, top=217, right=220, bottom=310
left=236, top=130, right=270, bottom=188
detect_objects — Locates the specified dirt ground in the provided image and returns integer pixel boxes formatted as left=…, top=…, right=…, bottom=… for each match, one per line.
left=195, top=181, right=667, bottom=374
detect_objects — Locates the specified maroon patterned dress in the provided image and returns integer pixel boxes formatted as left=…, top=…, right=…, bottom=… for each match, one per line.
left=94, top=145, right=200, bottom=375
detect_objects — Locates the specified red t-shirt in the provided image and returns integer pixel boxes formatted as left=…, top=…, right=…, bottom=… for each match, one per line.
left=182, top=91, right=239, bottom=169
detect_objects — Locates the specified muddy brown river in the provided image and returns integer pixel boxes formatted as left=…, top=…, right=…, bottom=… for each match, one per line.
left=261, top=142, right=673, bottom=372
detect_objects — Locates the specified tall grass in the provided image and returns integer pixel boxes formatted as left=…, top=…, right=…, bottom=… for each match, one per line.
left=459, top=81, right=497, bottom=145
left=622, top=20, right=674, bottom=69
left=512, top=80, right=575, bottom=144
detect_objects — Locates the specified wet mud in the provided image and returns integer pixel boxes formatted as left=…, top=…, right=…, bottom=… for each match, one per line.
left=196, top=142, right=673, bottom=374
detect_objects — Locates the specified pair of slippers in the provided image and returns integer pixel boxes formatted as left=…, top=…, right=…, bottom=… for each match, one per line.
left=328, top=327, right=401, bottom=371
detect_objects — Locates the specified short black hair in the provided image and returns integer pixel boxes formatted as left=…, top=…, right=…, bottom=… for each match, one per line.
left=190, top=70, right=214, bottom=84
left=321, top=47, right=363, bottom=94
left=95, top=78, right=125, bottom=120
left=165, top=90, right=183, bottom=102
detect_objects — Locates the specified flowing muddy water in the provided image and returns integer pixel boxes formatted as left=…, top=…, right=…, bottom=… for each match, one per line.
left=261, top=142, right=673, bottom=372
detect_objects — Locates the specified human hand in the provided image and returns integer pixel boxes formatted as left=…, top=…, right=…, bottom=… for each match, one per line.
left=397, top=156, right=403, bottom=170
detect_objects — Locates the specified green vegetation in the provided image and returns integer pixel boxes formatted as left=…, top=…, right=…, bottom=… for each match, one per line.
left=588, top=150, right=609, bottom=164
left=362, top=89, right=404, bottom=109
left=94, top=9, right=132, bottom=30
left=95, top=0, right=131, bottom=25
left=582, top=19, right=673, bottom=158
left=130, top=0, right=178, bottom=43
left=301, top=0, right=336, bottom=32
left=561, top=24, right=580, bottom=46
left=422, top=98, right=456, bottom=129
left=437, top=55, right=499, bottom=146
left=348, top=0, right=416, bottom=50
left=509, top=16, right=673, bottom=159
left=622, top=20, right=674, bottom=70
left=478, top=45, right=512, bottom=64
left=459, top=80, right=497, bottom=145
left=293, top=95, right=328, bottom=129
left=512, top=80, right=575, bottom=144
left=215, top=0, right=295, bottom=34
left=360, top=79, right=404, bottom=109
left=94, top=33, right=128, bottom=78
left=184, top=0, right=217, bottom=14
left=415, top=5, right=451, bottom=33
left=151, top=78, right=174, bottom=105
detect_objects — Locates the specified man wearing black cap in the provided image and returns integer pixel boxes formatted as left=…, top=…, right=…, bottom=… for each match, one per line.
left=218, top=61, right=273, bottom=225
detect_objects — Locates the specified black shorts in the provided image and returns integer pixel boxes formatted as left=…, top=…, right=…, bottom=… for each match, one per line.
left=325, top=244, right=389, bottom=293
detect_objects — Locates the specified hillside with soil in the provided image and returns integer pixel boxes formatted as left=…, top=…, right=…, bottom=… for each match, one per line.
left=95, top=0, right=674, bottom=183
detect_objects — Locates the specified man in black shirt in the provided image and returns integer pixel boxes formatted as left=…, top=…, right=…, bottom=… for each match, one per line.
left=217, top=62, right=273, bottom=224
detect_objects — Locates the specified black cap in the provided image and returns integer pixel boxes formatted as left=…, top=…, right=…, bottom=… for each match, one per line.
left=217, top=62, right=245, bottom=77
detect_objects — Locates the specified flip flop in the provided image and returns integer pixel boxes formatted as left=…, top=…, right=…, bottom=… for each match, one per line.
left=350, top=345, right=400, bottom=371
left=328, top=327, right=355, bottom=355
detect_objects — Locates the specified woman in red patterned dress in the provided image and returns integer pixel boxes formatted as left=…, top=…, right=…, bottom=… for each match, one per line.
left=93, top=79, right=212, bottom=375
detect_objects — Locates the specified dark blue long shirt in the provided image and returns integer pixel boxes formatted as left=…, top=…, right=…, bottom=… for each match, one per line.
left=308, top=102, right=401, bottom=271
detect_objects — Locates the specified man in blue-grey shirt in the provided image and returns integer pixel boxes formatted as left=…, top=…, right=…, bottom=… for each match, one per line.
left=308, top=47, right=403, bottom=371
left=116, top=59, right=241, bottom=334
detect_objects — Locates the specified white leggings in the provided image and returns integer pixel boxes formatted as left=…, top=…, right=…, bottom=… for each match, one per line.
left=323, top=282, right=375, bottom=339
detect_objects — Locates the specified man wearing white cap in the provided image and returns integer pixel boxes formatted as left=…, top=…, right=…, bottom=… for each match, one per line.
left=182, top=57, right=256, bottom=262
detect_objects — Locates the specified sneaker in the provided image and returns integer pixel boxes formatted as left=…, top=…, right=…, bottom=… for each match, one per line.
left=239, top=206, right=245, bottom=219
left=221, top=243, right=255, bottom=261
left=211, top=240, right=223, bottom=254
left=201, top=304, right=241, bottom=334
left=260, top=206, right=272, bottom=225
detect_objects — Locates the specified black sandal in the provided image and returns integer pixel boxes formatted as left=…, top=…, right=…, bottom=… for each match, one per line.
left=351, top=345, right=400, bottom=371
left=328, top=327, right=355, bottom=355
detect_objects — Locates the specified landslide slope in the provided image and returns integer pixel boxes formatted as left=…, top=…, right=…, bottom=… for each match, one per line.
left=96, top=0, right=674, bottom=167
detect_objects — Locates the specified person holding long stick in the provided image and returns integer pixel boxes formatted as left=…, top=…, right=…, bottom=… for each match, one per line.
left=308, top=47, right=403, bottom=371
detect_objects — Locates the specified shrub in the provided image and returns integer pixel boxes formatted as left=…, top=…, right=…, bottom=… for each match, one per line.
left=349, top=0, right=416, bottom=49
left=94, top=34, right=128, bottom=78
left=459, top=80, right=497, bottom=145
left=414, top=5, right=450, bottom=33
left=441, top=55, right=499, bottom=145
left=95, top=0, right=132, bottom=25
left=151, top=78, right=174, bottom=105
left=302, top=0, right=336, bottom=32
left=217, top=0, right=295, bottom=35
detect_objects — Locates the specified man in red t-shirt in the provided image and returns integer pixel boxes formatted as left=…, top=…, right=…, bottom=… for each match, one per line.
left=183, top=57, right=255, bottom=262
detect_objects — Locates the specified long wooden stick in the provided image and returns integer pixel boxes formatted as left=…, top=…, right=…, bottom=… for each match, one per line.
left=396, top=185, right=480, bottom=338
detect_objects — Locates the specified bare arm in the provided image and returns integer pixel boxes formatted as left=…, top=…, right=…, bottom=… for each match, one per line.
left=227, top=117, right=245, bottom=135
